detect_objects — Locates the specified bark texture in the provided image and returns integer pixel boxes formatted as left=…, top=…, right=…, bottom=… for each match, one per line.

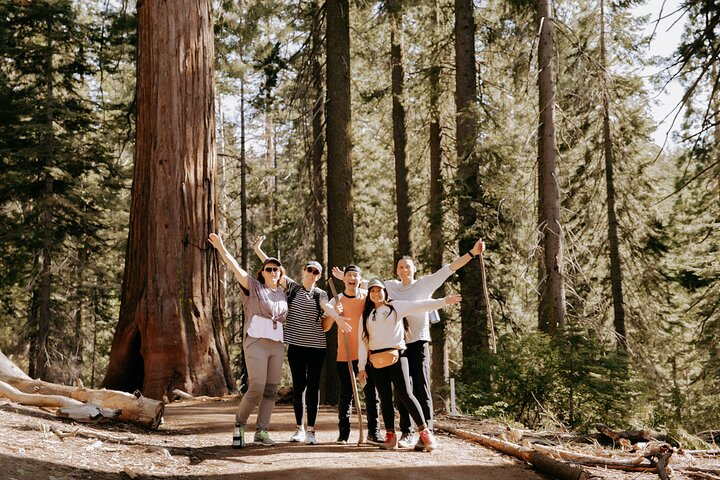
left=428, top=0, right=447, bottom=390
left=103, top=0, right=234, bottom=400
left=311, top=0, right=327, bottom=268
left=455, top=0, right=490, bottom=371
left=600, top=0, right=626, bottom=351
left=324, top=0, right=354, bottom=404
left=391, top=11, right=412, bottom=259
left=537, top=0, right=566, bottom=334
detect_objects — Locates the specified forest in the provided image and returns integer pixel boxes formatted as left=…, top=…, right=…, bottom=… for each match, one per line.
left=0, top=0, right=718, bottom=439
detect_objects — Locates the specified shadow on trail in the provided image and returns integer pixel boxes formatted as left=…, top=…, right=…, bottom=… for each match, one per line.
left=0, top=452, right=548, bottom=480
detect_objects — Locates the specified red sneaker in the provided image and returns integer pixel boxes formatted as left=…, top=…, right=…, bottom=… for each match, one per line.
left=381, top=431, right=398, bottom=450
left=416, top=429, right=437, bottom=452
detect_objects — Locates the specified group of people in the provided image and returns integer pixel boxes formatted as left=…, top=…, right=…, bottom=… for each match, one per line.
left=208, top=232, right=486, bottom=452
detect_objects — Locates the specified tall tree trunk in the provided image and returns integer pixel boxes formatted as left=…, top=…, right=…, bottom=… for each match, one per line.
left=391, top=9, right=412, bottom=259
left=311, top=0, right=327, bottom=268
left=240, top=77, right=248, bottom=271
left=37, top=20, right=56, bottom=381
left=600, top=0, right=626, bottom=351
left=429, top=0, right=447, bottom=391
left=103, top=0, right=234, bottom=400
left=537, top=0, right=566, bottom=335
left=323, top=0, right=354, bottom=404
left=455, top=0, right=489, bottom=378
left=238, top=75, right=249, bottom=392
left=91, top=283, right=99, bottom=387
left=266, top=111, right=278, bottom=253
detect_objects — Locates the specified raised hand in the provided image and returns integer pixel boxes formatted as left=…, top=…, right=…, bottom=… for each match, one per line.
left=332, top=266, right=344, bottom=280
left=444, top=293, right=462, bottom=305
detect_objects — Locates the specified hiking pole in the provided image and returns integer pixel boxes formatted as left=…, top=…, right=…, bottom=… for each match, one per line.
left=479, top=252, right=497, bottom=354
left=327, top=277, right=365, bottom=445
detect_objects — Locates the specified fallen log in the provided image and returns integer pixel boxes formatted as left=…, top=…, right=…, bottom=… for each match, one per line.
left=436, top=423, right=598, bottom=480
left=0, top=350, right=30, bottom=380
left=50, top=425, right=137, bottom=443
left=680, top=467, right=720, bottom=479
left=531, top=443, right=654, bottom=471
left=681, top=472, right=720, bottom=480
left=644, top=442, right=674, bottom=480
left=0, top=374, right=163, bottom=429
left=0, top=380, right=84, bottom=409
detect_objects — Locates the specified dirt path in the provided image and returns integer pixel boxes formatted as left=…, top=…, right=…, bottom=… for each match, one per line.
left=0, top=398, right=547, bottom=479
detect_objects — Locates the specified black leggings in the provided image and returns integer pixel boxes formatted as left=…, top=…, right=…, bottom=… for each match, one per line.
left=373, top=355, right=426, bottom=432
left=287, top=344, right=326, bottom=427
left=397, top=340, right=433, bottom=434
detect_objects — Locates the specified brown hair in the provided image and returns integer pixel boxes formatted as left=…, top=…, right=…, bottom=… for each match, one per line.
left=256, top=261, right=285, bottom=284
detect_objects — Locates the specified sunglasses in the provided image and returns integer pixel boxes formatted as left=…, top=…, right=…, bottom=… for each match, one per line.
left=305, top=267, right=320, bottom=275
left=264, top=266, right=280, bottom=273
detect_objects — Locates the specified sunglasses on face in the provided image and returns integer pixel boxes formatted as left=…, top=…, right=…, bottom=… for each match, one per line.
left=264, top=267, right=279, bottom=273
left=305, top=267, right=320, bottom=275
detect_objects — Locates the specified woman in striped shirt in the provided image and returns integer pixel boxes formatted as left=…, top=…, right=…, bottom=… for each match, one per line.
left=253, top=236, right=329, bottom=445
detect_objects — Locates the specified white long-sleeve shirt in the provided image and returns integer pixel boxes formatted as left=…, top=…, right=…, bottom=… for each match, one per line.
left=384, top=264, right=454, bottom=343
left=357, top=298, right=448, bottom=371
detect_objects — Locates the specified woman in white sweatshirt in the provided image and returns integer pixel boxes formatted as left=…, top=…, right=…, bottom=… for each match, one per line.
left=356, top=278, right=461, bottom=452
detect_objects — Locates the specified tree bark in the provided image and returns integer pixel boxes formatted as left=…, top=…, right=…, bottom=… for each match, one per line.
left=311, top=0, right=327, bottom=268
left=455, top=0, right=490, bottom=375
left=537, top=0, right=566, bottom=334
left=324, top=0, right=354, bottom=404
left=600, top=0, right=626, bottom=352
left=428, top=0, right=447, bottom=391
left=103, top=0, right=234, bottom=401
left=36, top=18, right=56, bottom=381
left=390, top=9, right=412, bottom=260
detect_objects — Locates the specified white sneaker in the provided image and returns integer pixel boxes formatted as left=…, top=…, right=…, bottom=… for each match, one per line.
left=290, top=427, right=305, bottom=442
left=306, top=430, right=318, bottom=445
left=398, top=432, right=415, bottom=448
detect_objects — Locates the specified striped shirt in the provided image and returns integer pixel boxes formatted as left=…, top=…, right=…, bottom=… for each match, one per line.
left=284, top=277, right=329, bottom=348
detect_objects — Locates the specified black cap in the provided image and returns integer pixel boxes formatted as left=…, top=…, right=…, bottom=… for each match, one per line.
left=344, top=265, right=362, bottom=274
left=262, top=257, right=282, bottom=267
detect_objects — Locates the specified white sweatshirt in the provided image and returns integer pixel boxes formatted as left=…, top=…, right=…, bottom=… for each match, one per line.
left=357, top=298, right=448, bottom=371
left=384, top=264, right=454, bottom=343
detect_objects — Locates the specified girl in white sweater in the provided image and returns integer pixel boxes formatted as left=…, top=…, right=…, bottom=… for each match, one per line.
left=356, top=278, right=461, bottom=451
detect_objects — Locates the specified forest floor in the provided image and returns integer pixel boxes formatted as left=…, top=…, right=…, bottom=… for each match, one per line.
left=0, top=396, right=714, bottom=480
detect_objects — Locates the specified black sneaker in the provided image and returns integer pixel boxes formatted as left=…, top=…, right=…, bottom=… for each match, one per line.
left=335, top=436, right=348, bottom=445
left=366, top=431, right=383, bottom=445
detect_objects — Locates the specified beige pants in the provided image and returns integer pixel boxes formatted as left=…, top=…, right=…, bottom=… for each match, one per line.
left=235, top=336, right=285, bottom=430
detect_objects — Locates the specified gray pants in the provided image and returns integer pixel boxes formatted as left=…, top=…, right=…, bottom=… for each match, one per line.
left=236, top=336, right=285, bottom=430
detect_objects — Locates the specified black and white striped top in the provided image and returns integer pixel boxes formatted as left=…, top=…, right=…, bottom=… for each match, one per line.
left=284, top=277, right=329, bottom=349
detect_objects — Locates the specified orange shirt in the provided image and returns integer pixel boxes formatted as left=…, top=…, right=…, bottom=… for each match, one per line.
left=333, top=291, right=367, bottom=362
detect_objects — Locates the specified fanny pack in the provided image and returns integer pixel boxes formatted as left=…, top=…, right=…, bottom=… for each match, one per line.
left=370, top=348, right=400, bottom=369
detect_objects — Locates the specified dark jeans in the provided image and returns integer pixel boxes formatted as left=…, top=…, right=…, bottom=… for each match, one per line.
left=374, top=355, right=426, bottom=432
left=336, top=360, right=380, bottom=439
left=288, top=344, right=326, bottom=427
left=397, top=340, right=433, bottom=434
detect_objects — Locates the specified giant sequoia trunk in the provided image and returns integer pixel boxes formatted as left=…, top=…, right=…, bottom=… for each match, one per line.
left=537, top=0, right=566, bottom=335
left=390, top=9, right=412, bottom=259
left=428, top=0, right=447, bottom=390
left=103, top=0, right=234, bottom=401
left=323, top=0, right=354, bottom=404
left=600, top=0, right=626, bottom=351
left=455, top=0, right=490, bottom=376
